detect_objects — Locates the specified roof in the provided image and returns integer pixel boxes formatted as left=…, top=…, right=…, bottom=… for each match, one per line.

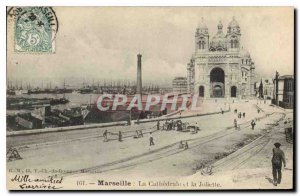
left=173, top=77, right=187, bottom=80
left=240, top=48, right=251, bottom=58
left=228, top=16, right=240, bottom=28
left=198, top=17, right=208, bottom=29
left=278, top=75, right=294, bottom=80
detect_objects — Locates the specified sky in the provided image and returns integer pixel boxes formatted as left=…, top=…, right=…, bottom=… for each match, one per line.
left=7, top=7, right=294, bottom=88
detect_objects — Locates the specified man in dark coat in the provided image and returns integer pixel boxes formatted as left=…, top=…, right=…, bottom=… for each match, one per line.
left=118, top=131, right=122, bottom=142
left=251, top=120, right=256, bottom=130
left=272, top=142, right=286, bottom=186
left=234, top=119, right=237, bottom=129
left=103, top=130, right=108, bottom=142
left=149, top=132, right=155, bottom=146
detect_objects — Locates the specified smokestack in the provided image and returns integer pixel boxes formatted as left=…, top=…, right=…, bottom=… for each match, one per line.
left=137, top=54, right=142, bottom=94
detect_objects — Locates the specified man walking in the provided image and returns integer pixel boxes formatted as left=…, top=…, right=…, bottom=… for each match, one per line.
left=234, top=119, right=237, bottom=130
left=272, top=142, right=286, bottom=186
left=149, top=132, right=155, bottom=146
left=103, top=130, right=108, bottom=142
left=251, top=120, right=256, bottom=130
left=184, top=141, right=189, bottom=149
left=157, top=120, right=160, bottom=130
left=118, top=131, right=122, bottom=142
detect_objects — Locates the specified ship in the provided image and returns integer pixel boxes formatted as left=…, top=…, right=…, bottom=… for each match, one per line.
left=7, top=97, right=70, bottom=110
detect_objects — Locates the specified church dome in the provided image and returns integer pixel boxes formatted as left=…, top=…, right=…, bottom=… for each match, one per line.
left=227, top=16, right=241, bottom=35
left=210, top=21, right=227, bottom=51
left=240, top=48, right=251, bottom=58
left=228, top=16, right=240, bottom=28
left=198, top=17, right=208, bottom=29
left=196, top=17, right=209, bottom=35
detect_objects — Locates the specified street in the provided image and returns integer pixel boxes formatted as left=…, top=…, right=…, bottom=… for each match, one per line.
left=6, top=99, right=293, bottom=189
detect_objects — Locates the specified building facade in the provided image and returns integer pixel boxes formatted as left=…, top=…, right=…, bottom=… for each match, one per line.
left=172, top=77, right=188, bottom=93
left=187, top=17, right=255, bottom=99
left=254, top=78, right=275, bottom=99
left=274, top=75, right=294, bottom=109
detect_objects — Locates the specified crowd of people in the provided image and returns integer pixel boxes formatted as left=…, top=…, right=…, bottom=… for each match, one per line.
left=157, top=120, right=184, bottom=131
left=233, top=108, right=257, bottom=130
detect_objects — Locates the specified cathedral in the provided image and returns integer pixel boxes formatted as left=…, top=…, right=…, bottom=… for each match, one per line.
left=187, top=17, right=255, bottom=99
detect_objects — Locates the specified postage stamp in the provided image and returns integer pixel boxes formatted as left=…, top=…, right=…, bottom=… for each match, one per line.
left=7, top=7, right=58, bottom=53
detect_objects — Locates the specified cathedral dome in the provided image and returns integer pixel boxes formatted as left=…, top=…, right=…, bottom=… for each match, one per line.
left=210, top=21, right=227, bottom=51
left=240, top=48, right=251, bottom=58
left=198, top=17, right=208, bottom=29
left=227, top=16, right=241, bottom=34
left=196, top=18, right=209, bottom=36
left=228, top=17, right=240, bottom=28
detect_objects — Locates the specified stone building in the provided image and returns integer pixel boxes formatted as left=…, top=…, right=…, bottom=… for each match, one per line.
left=187, top=17, right=255, bottom=99
left=254, top=78, right=274, bottom=99
left=172, top=77, right=188, bottom=93
left=274, top=75, right=294, bottom=109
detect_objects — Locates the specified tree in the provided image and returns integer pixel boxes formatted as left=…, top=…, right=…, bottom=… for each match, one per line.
left=259, top=79, right=264, bottom=99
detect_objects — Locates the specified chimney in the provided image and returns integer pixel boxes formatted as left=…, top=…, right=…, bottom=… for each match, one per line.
left=137, top=54, right=142, bottom=94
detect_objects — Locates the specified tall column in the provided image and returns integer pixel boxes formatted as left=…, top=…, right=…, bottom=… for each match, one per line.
left=275, top=71, right=279, bottom=104
left=137, top=54, right=142, bottom=94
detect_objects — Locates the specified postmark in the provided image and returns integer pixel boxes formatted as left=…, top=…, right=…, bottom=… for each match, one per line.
left=7, top=7, right=58, bottom=53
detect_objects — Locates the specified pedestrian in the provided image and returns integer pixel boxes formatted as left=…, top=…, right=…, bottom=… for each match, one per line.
left=157, top=120, right=160, bottom=130
left=243, top=112, right=245, bottom=118
left=220, top=108, right=224, bottom=114
left=272, top=142, right=286, bottom=186
left=251, top=120, right=256, bottom=130
left=139, top=130, right=143, bottom=137
left=234, top=119, right=237, bottom=130
left=179, top=141, right=184, bottom=149
left=149, top=132, right=155, bottom=146
left=103, top=130, right=108, bottom=142
left=118, top=131, right=122, bottom=142
left=184, top=141, right=189, bottom=149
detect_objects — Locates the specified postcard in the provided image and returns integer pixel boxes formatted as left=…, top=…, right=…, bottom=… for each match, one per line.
left=6, top=6, right=294, bottom=190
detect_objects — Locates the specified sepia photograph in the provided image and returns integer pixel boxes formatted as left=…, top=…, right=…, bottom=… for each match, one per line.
left=6, top=6, right=294, bottom=190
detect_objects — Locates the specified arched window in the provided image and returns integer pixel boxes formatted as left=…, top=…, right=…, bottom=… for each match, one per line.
left=234, top=40, right=238, bottom=48
left=198, top=39, right=205, bottom=50
left=199, top=86, right=204, bottom=97
left=231, top=86, right=237, bottom=97
left=198, top=41, right=202, bottom=49
left=230, top=40, right=234, bottom=48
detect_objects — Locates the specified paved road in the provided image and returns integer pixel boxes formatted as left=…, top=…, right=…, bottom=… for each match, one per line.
left=7, top=101, right=276, bottom=175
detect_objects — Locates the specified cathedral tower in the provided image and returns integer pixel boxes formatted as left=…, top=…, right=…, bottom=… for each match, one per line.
left=226, top=16, right=241, bottom=52
left=195, top=18, right=209, bottom=52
